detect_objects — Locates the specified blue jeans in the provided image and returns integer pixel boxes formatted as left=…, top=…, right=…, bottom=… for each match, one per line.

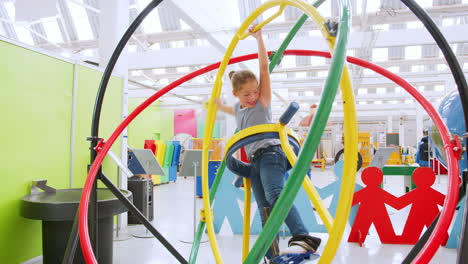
left=227, top=145, right=309, bottom=257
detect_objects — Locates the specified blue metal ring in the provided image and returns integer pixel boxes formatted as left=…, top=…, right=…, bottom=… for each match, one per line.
left=225, top=132, right=300, bottom=177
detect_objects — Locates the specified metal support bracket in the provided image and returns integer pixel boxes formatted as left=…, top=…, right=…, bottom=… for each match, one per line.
left=31, top=179, right=56, bottom=195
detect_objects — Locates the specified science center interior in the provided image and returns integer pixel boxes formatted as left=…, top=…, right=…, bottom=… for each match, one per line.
left=1, top=0, right=468, bottom=263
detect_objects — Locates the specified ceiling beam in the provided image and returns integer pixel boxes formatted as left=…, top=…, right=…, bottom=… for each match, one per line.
left=33, top=4, right=468, bottom=56
left=125, top=24, right=468, bottom=69
left=128, top=69, right=464, bottom=95
left=128, top=55, right=467, bottom=80
left=163, top=0, right=236, bottom=56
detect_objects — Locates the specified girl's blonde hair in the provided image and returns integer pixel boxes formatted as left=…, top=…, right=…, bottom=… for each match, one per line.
left=229, top=70, right=258, bottom=93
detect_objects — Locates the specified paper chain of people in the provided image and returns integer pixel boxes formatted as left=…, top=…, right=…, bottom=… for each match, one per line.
left=213, top=160, right=463, bottom=248
left=349, top=166, right=446, bottom=245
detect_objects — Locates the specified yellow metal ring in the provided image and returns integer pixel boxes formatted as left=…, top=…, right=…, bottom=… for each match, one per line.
left=224, top=124, right=299, bottom=154
left=201, top=1, right=358, bottom=263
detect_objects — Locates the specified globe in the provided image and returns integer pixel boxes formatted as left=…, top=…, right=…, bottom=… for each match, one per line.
left=430, top=89, right=467, bottom=172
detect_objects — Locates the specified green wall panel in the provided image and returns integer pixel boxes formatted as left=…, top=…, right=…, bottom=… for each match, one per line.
left=71, top=65, right=123, bottom=188
left=0, top=40, right=124, bottom=263
left=0, top=41, right=73, bottom=263
left=128, top=98, right=174, bottom=148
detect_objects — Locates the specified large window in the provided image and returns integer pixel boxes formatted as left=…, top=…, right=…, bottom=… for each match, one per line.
left=67, top=0, right=93, bottom=40
left=42, top=18, right=63, bottom=43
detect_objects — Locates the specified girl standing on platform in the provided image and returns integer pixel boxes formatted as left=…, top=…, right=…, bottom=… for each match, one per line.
left=215, top=26, right=321, bottom=262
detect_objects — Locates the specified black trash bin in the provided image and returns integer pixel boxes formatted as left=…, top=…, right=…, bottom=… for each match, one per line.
left=21, top=188, right=131, bottom=264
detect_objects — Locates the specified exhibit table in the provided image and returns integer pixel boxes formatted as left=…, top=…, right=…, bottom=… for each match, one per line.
left=21, top=188, right=131, bottom=264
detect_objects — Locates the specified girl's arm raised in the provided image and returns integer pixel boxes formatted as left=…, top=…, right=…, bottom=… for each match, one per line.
left=249, top=26, right=271, bottom=108
left=215, top=98, right=235, bottom=116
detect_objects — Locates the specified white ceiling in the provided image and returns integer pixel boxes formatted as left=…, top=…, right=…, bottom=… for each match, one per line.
left=1, top=0, right=468, bottom=124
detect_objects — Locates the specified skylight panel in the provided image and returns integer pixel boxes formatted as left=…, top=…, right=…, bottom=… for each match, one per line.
left=311, top=57, right=326, bottom=66
left=196, top=39, right=209, bottom=47
left=0, top=23, right=5, bottom=36
left=180, top=19, right=191, bottom=30
left=317, top=71, right=328, bottom=77
left=434, top=85, right=444, bottom=92
left=260, top=2, right=285, bottom=23
left=152, top=68, right=165, bottom=74
left=411, top=65, right=424, bottom=72
left=296, top=72, right=307, bottom=78
left=363, top=69, right=374, bottom=75
left=415, top=0, right=433, bottom=7
left=137, top=0, right=162, bottom=33
left=42, top=18, right=63, bottom=43
left=171, top=40, right=184, bottom=48
left=67, top=0, right=93, bottom=40
left=436, top=64, right=448, bottom=71
left=372, top=48, right=388, bottom=62
left=317, top=1, right=331, bottom=17
left=356, top=0, right=363, bottom=15
left=407, top=21, right=423, bottom=29
left=309, top=30, right=321, bottom=36
left=4, top=2, right=15, bottom=19
left=149, top=43, right=160, bottom=50
left=442, top=18, right=455, bottom=27
left=281, top=56, right=295, bottom=69
left=374, top=24, right=389, bottom=31
left=367, top=0, right=381, bottom=13
left=81, top=49, right=94, bottom=57
left=141, top=80, right=153, bottom=86
left=128, top=45, right=137, bottom=52
left=405, top=46, right=422, bottom=59
left=269, top=73, right=283, bottom=81
left=376, top=87, right=386, bottom=94
left=14, top=25, right=34, bottom=45
left=159, top=78, right=169, bottom=85
left=131, top=70, right=142, bottom=76
left=177, top=66, right=190, bottom=73
left=61, top=51, right=72, bottom=58
left=194, top=76, right=205, bottom=84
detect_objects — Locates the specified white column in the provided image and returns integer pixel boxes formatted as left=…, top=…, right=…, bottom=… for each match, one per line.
left=98, top=0, right=129, bottom=76
left=98, top=0, right=130, bottom=235
left=387, top=115, right=393, bottom=133
left=399, top=114, right=405, bottom=146
left=416, top=107, right=423, bottom=146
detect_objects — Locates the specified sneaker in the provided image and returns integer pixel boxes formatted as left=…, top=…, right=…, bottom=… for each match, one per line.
left=280, top=234, right=321, bottom=255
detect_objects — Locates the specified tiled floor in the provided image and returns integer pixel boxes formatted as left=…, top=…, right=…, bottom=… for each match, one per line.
left=112, top=168, right=457, bottom=264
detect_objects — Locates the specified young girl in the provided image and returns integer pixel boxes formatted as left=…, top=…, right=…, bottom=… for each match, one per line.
left=216, top=26, right=321, bottom=261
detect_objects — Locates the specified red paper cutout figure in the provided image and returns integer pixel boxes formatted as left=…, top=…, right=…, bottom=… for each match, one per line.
left=395, top=167, right=446, bottom=244
left=348, top=167, right=400, bottom=244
